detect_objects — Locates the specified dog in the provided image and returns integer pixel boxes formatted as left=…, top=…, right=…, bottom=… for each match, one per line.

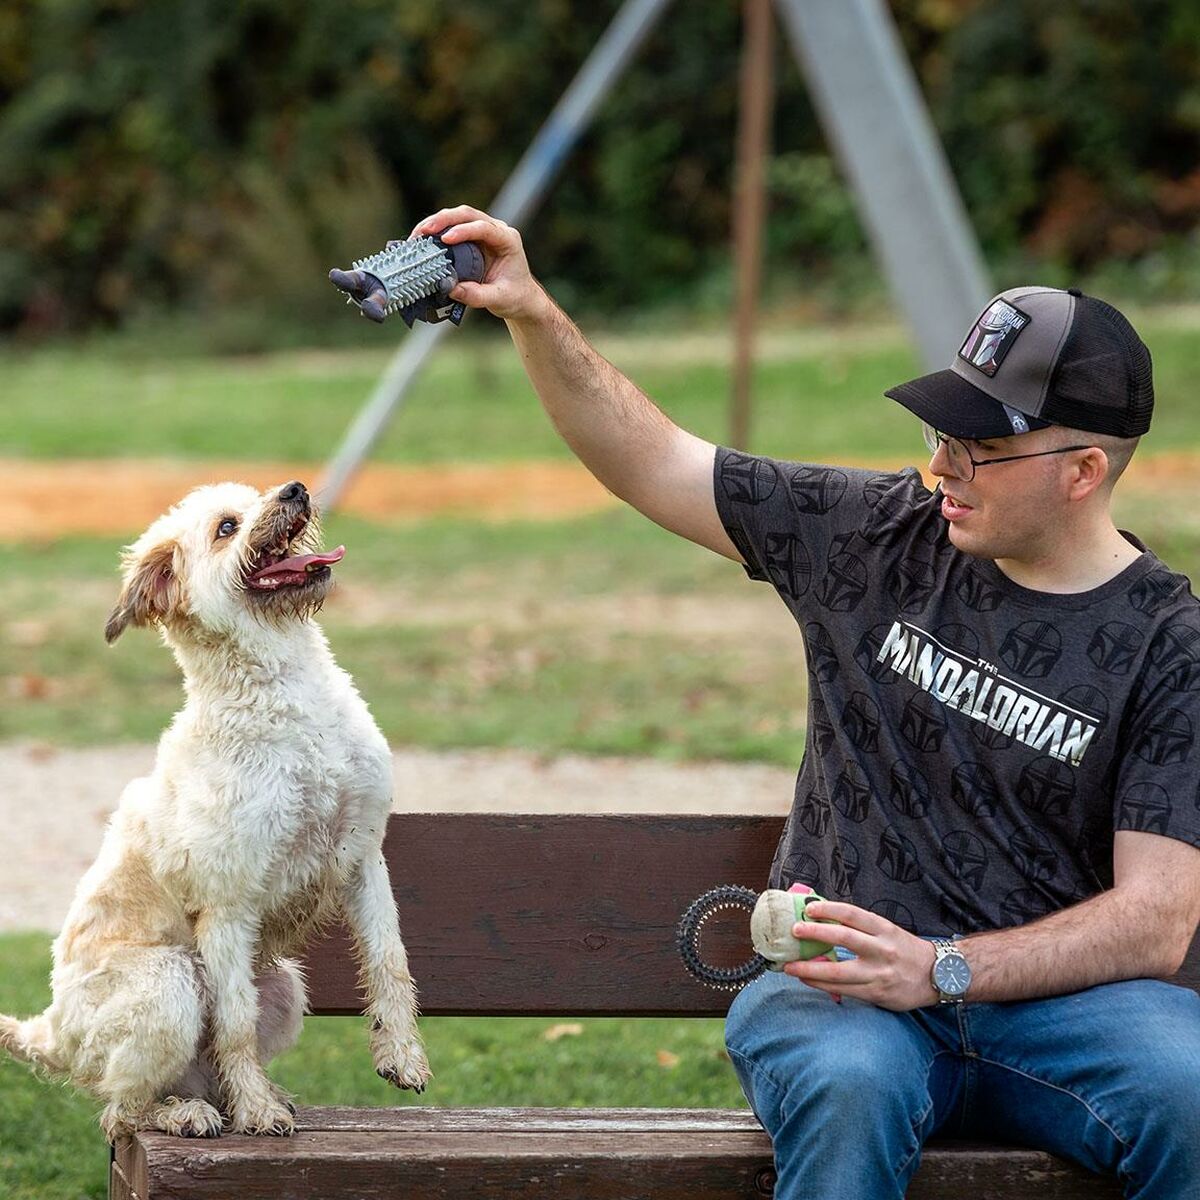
left=0, top=479, right=430, bottom=1140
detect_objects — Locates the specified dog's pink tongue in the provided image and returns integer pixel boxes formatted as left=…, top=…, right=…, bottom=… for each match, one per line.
left=251, top=546, right=346, bottom=580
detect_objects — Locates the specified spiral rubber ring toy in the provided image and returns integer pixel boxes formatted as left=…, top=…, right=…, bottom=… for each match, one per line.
left=676, top=885, right=770, bottom=991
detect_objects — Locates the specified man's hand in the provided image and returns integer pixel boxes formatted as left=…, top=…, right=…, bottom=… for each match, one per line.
left=410, top=206, right=547, bottom=323
left=781, top=901, right=938, bottom=1011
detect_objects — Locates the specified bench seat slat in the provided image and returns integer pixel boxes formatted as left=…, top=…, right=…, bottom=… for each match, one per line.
left=115, top=1107, right=1122, bottom=1200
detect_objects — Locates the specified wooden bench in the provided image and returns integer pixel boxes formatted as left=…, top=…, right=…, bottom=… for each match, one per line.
left=111, top=813, right=1199, bottom=1199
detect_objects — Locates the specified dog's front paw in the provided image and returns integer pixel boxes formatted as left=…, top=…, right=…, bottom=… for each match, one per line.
left=158, top=1097, right=225, bottom=1139
left=375, top=1037, right=432, bottom=1093
left=229, top=1097, right=296, bottom=1137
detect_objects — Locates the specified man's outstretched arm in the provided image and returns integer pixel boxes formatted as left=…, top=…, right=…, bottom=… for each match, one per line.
left=411, top=206, right=742, bottom=563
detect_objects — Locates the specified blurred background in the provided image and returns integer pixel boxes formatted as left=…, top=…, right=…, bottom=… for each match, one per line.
left=2, top=3, right=1200, bottom=1195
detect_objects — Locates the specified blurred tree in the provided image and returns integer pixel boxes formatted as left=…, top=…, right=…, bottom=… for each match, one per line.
left=0, top=0, right=1197, bottom=336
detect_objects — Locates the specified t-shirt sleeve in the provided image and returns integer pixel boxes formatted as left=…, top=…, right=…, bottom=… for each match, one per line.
left=1113, top=608, right=1200, bottom=851
left=712, top=445, right=932, bottom=616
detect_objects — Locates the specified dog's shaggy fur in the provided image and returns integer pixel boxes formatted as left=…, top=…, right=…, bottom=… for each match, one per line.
left=0, top=480, right=429, bottom=1140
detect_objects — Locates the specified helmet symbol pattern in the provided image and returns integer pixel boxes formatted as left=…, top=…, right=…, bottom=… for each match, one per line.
left=888, top=556, right=937, bottom=614
left=888, top=762, right=932, bottom=818
left=1010, top=825, right=1059, bottom=882
left=1117, top=781, right=1172, bottom=835
left=956, top=565, right=1004, bottom=612
left=900, top=692, right=948, bottom=753
left=830, top=838, right=862, bottom=894
left=805, top=622, right=840, bottom=683
left=1148, top=623, right=1200, bottom=692
left=951, top=762, right=1000, bottom=818
left=764, top=533, right=812, bottom=600
left=842, top=692, right=882, bottom=753
left=941, top=830, right=988, bottom=889
left=854, top=623, right=900, bottom=684
left=1086, top=622, right=1144, bottom=675
left=789, top=466, right=848, bottom=514
left=807, top=699, right=836, bottom=756
left=1016, top=755, right=1077, bottom=817
left=720, top=452, right=778, bottom=504
left=1133, top=708, right=1193, bottom=766
left=1128, top=573, right=1181, bottom=616
left=1000, top=621, right=1062, bottom=678
left=832, top=764, right=872, bottom=823
left=798, top=787, right=832, bottom=837
left=782, top=851, right=823, bottom=893
left=817, top=550, right=869, bottom=612
left=877, top=827, right=921, bottom=883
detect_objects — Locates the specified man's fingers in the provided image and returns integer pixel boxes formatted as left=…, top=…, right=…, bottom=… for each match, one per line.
left=411, top=205, right=495, bottom=239
left=448, top=280, right=490, bottom=309
left=804, top=900, right=891, bottom=935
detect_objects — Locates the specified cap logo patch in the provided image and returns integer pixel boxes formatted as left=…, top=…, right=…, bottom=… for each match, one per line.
left=959, top=299, right=1030, bottom=377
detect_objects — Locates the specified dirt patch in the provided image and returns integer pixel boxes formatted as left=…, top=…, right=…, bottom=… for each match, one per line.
left=0, top=458, right=619, bottom=541
left=3, top=452, right=1198, bottom=543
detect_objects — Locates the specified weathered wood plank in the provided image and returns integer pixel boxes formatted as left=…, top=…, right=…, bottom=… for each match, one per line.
left=302, top=814, right=785, bottom=1016
left=300, top=814, right=1200, bottom=1016
left=120, top=1109, right=1123, bottom=1200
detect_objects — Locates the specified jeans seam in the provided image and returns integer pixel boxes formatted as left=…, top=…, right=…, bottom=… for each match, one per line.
left=895, top=1049, right=945, bottom=1177
left=975, top=1054, right=1132, bottom=1150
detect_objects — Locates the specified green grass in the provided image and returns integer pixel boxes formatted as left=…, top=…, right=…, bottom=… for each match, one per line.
left=3, top=311, right=1200, bottom=463
left=0, top=933, right=744, bottom=1200
left=0, top=509, right=809, bottom=758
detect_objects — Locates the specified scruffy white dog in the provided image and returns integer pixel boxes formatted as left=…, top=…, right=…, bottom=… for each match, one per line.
left=0, top=480, right=430, bottom=1140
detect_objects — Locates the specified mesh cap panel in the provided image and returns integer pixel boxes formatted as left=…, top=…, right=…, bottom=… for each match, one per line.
left=1044, top=296, right=1154, bottom=437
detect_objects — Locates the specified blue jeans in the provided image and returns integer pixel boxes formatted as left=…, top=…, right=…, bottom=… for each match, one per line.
left=725, top=969, right=1200, bottom=1199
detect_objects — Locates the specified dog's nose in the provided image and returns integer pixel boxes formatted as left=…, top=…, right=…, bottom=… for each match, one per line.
left=278, top=481, right=308, bottom=505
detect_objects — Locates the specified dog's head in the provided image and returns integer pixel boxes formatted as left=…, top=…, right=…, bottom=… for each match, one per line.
left=105, top=480, right=343, bottom=644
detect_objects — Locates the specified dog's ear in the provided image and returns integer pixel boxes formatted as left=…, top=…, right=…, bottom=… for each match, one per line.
left=105, top=540, right=182, bottom=643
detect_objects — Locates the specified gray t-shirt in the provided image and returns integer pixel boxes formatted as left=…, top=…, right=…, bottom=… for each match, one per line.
left=715, top=446, right=1200, bottom=935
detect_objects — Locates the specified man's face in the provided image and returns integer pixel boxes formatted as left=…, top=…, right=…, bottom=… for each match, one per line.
left=929, top=428, right=1078, bottom=563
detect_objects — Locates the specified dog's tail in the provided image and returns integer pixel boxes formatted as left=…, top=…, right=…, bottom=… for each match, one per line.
left=0, top=1012, right=63, bottom=1073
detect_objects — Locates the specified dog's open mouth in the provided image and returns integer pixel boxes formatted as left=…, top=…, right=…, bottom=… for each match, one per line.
left=245, top=514, right=345, bottom=592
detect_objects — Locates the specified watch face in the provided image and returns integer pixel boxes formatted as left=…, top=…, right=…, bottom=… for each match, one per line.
left=933, top=951, right=972, bottom=997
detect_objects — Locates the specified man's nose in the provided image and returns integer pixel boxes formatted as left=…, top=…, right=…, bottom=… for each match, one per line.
left=928, top=439, right=954, bottom=478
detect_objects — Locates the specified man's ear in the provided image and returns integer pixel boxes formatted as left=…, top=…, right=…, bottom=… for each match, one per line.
left=105, top=541, right=182, bottom=643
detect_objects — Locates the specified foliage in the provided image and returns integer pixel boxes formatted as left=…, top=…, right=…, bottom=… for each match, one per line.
left=1, top=0, right=1198, bottom=336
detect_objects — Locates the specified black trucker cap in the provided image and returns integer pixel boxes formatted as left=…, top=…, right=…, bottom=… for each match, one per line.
left=886, top=286, right=1154, bottom=440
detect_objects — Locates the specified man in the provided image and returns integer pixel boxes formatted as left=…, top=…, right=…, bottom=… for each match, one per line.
left=408, top=206, right=1200, bottom=1198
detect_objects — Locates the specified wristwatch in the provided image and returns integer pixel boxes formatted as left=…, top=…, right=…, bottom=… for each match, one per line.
left=930, top=938, right=972, bottom=1005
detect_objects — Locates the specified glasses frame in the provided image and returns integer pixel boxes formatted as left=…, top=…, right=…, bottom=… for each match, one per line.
left=922, top=424, right=1095, bottom=483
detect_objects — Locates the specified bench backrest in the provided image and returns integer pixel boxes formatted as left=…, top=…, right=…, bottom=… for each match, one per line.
left=300, top=813, right=1200, bottom=1017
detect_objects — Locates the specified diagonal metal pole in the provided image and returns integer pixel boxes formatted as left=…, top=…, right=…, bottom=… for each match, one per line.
left=772, top=0, right=990, bottom=368
left=318, top=0, right=678, bottom=509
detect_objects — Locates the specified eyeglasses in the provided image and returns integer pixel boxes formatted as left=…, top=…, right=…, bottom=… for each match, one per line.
left=921, top=424, right=1094, bottom=483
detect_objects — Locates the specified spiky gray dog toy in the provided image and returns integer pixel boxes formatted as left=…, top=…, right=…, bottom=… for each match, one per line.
left=329, top=235, right=485, bottom=327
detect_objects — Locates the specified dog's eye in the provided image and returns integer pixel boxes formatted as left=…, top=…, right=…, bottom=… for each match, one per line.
left=216, top=518, right=238, bottom=539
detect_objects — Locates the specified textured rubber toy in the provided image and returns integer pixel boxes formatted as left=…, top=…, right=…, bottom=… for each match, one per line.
left=676, top=885, right=770, bottom=991
left=329, top=235, right=485, bottom=327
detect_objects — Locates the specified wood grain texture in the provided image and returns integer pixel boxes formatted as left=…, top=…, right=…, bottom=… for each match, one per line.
left=115, top=1108, right=1122, bottom=1199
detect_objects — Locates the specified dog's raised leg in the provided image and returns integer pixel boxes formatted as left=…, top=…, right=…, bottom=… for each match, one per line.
left=194, top=913, right=295, bottom=1135
left=341, top=856, right=431, bottom=1091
